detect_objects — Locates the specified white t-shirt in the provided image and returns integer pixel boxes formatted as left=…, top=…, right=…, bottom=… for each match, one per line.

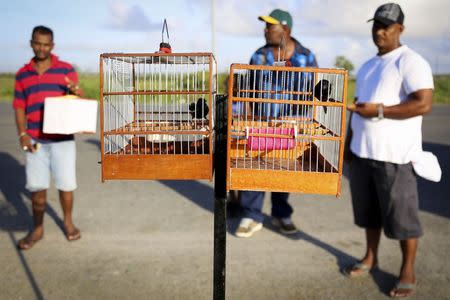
left=351, top=45, right=434, bottom=164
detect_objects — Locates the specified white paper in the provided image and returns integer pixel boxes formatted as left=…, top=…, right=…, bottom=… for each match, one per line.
left=43, top=97, right=98, bottom=134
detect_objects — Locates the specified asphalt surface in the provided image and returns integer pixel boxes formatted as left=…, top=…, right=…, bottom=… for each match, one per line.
left=0, top=102, right=449, bottom=300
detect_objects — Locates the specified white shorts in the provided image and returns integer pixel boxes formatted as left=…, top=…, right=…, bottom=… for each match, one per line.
left=26, top=140, right=77, bottom=192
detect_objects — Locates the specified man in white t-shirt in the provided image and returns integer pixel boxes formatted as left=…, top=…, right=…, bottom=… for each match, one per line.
left=344, top=3, right=433, bottom=298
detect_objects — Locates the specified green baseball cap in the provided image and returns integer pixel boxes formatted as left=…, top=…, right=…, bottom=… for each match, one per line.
left=259, top=9, right=293, bottom=29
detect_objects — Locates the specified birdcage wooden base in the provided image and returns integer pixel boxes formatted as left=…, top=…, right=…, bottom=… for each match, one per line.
left=102, top=154, right=212, bottom=180
left=227, top=142, right=339, bottom=195
left=227, top=169, right=340, bottom=195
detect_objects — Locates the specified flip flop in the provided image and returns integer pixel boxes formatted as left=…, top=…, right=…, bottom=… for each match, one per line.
left=18, top=234, right=43, bottom=250
left=390, top=281, right=416, bottom=298
left=344, top=262, right=377, bottom=278
left=65, top=227, right=81, bottom=241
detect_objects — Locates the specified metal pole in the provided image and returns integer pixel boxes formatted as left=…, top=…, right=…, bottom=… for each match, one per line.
left=211, top=0, right=216, bottom=55
left=213, top=94, right=227, bottom=300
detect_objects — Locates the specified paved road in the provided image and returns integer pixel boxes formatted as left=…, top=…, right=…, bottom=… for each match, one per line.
left=0, top=102, right=449, bottom=299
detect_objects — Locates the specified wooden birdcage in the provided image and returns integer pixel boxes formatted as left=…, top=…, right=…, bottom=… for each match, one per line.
left=226, top=64, right=348, bottom=196
left=100, top=53, right=217, bottom=181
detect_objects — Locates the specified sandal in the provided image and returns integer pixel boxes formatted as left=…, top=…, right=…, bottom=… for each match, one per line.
left=344, top=262, right=377, bottom=278
left=390, top=281, right=416, bottom=298
left=18, top=234, right=43, bottom=250
left=65, top=227, right=81, bottom=241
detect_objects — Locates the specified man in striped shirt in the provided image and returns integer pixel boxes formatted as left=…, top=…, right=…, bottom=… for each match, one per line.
left=13, top=25, right=82, bottom=250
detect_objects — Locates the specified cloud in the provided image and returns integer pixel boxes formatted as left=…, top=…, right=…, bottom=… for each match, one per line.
left=105, top=0, right=160, bottom=31
left=204, top=0, right=450, bottom=73
left=2, top=0, right=448, bottom=74
left=210, top=0, right=291, bottom=36
left=203, top=0, right=449, bottom=39
left=297, top=0, right=450, bottom=39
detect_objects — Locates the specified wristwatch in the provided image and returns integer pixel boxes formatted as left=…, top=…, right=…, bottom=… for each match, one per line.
left=377, top=104, right=384, bottom=119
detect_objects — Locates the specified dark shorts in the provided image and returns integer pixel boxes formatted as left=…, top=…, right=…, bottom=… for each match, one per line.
left=349, top=156, right=423, bottom=240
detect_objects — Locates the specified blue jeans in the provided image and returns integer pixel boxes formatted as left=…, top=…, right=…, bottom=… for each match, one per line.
left=239, top=191, right=292, bottom=223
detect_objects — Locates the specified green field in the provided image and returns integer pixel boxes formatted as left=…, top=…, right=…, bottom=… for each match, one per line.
left=1, top=73, right=449, bottom=104
left=0, top=73, right=15, bottom=101
left=0, top=73, right=101, bottom=101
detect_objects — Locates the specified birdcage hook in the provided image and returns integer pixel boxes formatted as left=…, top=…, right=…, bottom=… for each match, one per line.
left=159, top=19, right=172, bottom=53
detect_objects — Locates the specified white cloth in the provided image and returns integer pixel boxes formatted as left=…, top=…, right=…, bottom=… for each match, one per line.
left=351, top=45, right=434, bottom=164
left=411, top=151, right=442, bottom=182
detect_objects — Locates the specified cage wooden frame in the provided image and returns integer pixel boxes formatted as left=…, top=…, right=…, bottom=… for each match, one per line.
left=226, top=64, right=348, bottom=196
left=99, top=52, right=217, bottom=181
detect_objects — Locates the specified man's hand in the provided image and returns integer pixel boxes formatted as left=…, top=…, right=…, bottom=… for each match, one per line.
left=65, top=76, right=81, bottom=96
left=347, top=102, right=380, bottom=118
left=19, top=134, right=36, bottom=152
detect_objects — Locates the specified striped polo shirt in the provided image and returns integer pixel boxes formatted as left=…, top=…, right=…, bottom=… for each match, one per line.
left=13, top=54, right=78, bottom=142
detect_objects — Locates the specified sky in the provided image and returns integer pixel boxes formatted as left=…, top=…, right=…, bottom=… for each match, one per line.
left=1, top=0, right=449, bottom=74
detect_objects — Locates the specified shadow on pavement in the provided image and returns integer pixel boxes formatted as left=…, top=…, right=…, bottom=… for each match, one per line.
left=159, top=180, right=214, bottom=212
left=418, top=142, right=450, bottom=219
left=159, top=180, right=289, bottom=239
left=370, top=268, right=399, bottom=296
left=0, top=153, right=31, bottom=232
left=0, top=153, right=67, bottom=235
left=159, top=179, right=400, bottom=294
left=0, top=152, right=43, bottom=299
left=0, top=152, right=75, bottom=300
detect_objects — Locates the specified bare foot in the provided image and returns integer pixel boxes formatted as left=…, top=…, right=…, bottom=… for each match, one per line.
left=18, top=230, right=43, bottom=250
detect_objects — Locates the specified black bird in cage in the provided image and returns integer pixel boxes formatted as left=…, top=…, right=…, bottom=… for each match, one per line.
left=314, top=79, right=333, bottom=113
left=189, top=98, right=209, bottom=119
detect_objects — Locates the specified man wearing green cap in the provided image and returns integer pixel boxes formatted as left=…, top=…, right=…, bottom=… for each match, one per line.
left=255, top=9, right=317, bottom=69
left=235, top=9, right=318, bottom=238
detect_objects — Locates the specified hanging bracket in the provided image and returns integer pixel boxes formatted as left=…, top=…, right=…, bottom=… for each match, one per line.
left=159, top=19, right=172, bottom=53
